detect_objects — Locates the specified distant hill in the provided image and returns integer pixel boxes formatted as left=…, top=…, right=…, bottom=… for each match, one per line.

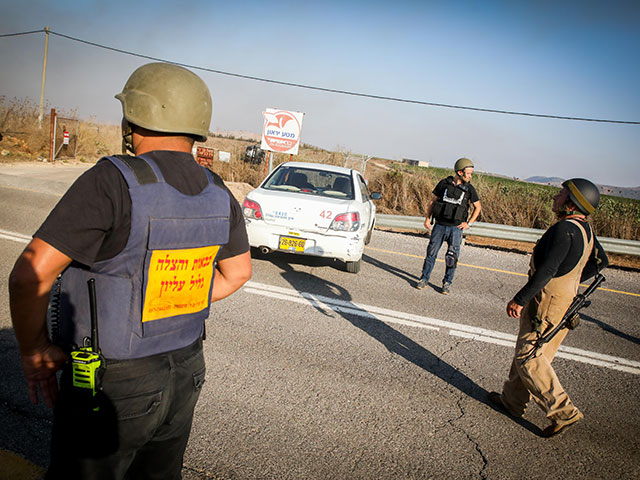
left=526, top=176, right=564, bottom=186
left=525, top=176, right=640, bottom=201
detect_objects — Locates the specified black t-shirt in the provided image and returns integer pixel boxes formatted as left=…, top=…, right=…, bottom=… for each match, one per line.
left=432, top=177, right=479, bottom=226
left=513, top=218, right=608, bottom=306
left=35, top=151, right=249, bottom=267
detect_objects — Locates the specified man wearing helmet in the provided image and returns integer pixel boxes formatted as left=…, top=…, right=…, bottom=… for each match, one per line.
left=9, top=63, right=251, bottom=477
left=489, top=178, right=608, bottom=438
left=416, top=157, right=482, bottom=294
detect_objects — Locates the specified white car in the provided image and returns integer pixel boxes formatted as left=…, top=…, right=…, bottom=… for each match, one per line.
left=242, top=161, right=382, bottom=273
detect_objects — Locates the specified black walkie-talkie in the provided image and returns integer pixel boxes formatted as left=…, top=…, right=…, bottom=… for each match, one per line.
left=70, top=279, right=105, bottom=408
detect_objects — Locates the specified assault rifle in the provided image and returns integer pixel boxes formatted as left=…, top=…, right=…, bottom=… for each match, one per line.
left=521, top=273, right=605, bottom=366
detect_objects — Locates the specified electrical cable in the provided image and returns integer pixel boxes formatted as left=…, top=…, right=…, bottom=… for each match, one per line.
left=3, top=28, right=639, bottom=125
left=0, top=30, right=44, bottom=37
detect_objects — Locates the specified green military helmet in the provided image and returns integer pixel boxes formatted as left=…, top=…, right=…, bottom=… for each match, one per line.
left=115, top=62, right=212, bottom=142
left=454, top=157, right=474, bottom=173
left=562, top=178, right=600, bottom=215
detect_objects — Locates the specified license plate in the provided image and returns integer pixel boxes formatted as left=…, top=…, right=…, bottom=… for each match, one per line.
left=279, top=236, right=306, bottom=252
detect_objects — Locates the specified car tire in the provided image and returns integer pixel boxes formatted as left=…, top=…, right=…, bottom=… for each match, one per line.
left=345, top=259, right=361, bottom=274
left=250, top=246, right=267, bottom=259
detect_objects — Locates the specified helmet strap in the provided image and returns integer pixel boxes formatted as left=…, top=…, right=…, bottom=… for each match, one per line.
left=121, top=121, right=134, bottom=154
left=559, top=200, right=586, bottom=218
left=456, top=170, right=469, bottom=183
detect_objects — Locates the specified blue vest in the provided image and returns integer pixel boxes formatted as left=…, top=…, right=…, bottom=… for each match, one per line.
left=56, top=155, right=230, bottom=359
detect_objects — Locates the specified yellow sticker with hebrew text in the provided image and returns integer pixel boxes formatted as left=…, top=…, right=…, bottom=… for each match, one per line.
left=142, top=245, right=220, bottom=322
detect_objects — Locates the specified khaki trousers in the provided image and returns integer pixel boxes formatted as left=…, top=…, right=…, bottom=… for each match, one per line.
left=501, top=302, right=583, bottom=425
left=501, top=218, right=591, bottom=426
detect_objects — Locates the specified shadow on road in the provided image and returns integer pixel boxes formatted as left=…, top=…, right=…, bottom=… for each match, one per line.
left=0, top=327, right=52, bottom=468
left=362, top=253, right=419, bottom=286
left=580, top=312, right=640, bottom=345
left=273, top=260, right=540, bottom=435
left=250, top=246, right=345, bottom=272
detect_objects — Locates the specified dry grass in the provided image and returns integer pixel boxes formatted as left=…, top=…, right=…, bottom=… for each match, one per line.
left=1, top=96, right=638, bottom=244
left=0, top=96, right=121, bottom=162
left=0, top=96, right=52, bottom=159
left=367, top=163, right=639, bottom=242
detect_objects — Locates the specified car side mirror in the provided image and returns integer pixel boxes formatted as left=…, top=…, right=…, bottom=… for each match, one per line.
left=371, top=192, right=382, bottom=200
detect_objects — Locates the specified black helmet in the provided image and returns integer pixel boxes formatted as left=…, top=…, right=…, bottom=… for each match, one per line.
left=562, top=178, right=599, bottom=215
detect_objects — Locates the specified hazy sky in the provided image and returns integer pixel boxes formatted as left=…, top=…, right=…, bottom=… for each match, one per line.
left=1, top=1, right=639, bottom=187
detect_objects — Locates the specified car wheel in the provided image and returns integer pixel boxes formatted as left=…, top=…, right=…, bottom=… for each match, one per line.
left=345, top=259, right=361, bottom=274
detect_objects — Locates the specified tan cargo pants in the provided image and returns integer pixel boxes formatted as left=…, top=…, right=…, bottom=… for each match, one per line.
left=500, top=218, right=591, bottom=426
left=500, top=302, right=583, bottom=425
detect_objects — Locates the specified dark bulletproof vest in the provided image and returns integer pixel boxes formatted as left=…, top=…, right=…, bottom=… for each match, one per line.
left=432, top=177, right=470, bottom=224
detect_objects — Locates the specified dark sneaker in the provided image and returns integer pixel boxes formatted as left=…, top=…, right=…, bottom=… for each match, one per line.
left=415, top=279, right=427, bottom=290
left=541, top=414, right=583, bottom=438
left=441, top=282, right=451, bottom=295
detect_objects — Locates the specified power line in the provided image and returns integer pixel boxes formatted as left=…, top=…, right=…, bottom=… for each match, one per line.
left=0, top=30, right=44, bottom=38
left=3, top=28, right=640, bottom=125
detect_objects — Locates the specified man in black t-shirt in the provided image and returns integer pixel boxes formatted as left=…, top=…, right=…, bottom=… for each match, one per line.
left=9, top=63, right=251, bottom=478
left=489, top=178, right=608, bottom=438
left=416, top=157, right=481, bottom=294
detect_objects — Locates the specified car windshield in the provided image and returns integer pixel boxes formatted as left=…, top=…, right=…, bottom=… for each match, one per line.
left=263, top=167, right=354, bottom=200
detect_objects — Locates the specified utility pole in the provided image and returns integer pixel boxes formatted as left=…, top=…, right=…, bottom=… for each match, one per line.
left=362, top=155, right=372, bottom=175
left=38, top=26, right=50, bottom=128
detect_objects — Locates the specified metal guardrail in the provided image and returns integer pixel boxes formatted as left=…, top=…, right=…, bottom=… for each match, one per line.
left=376, top=214, right=640, bottom=257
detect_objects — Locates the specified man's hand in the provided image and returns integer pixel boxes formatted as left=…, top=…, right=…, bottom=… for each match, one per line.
left=423, top=218, right=433, bottom=231
left=457, top=221, right=471, bottom=230
left=9, top=238, right=72, bottom=408
left=21, top=343, right=68, bottom=408
left=506, top=300, right=523, bottom=318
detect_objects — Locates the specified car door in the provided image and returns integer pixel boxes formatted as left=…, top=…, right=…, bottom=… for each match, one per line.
left=355, top=173, right=374, bottom=233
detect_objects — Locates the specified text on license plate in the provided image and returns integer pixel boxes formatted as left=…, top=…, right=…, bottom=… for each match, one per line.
left=279, top=236, right=306, bottom=252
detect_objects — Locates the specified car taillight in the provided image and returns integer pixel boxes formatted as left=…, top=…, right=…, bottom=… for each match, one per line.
left=243, top=198, right=263, bottom=220
left=330, top=212, right=360, bottom=232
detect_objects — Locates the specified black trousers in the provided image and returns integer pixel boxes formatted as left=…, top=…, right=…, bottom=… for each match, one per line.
left=47, top=338, right=206, bottom=480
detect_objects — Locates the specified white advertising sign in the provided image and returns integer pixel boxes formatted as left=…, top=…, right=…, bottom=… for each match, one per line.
left=261, top=108, right=304, bottom=155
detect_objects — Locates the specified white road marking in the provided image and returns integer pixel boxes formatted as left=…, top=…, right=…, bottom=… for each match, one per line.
left=245, top=281, right=640, bottom=375
left=0, top=229, right=31, bottom=244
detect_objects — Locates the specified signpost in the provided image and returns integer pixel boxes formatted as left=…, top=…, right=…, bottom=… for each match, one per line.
left=261, top=108, right=304, bottom=174
left=195, top=146, right=215, bottom=168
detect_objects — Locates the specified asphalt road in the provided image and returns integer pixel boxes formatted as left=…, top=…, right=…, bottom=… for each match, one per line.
left=1, top=163, right=639, bottom=479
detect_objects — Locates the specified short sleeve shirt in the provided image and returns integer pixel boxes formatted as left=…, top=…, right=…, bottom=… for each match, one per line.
left=35, top=151, right=249, bottom=267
